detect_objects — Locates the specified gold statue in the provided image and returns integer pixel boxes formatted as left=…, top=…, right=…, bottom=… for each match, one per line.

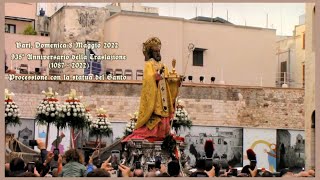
left=122, top=37, right=181, bottom=142
left=96, top=108, right=107, bottom=116
left=65, top=89, right=82, bottom=100
left=42, top=87, right=58, bottom=98
left=5, top=89, right=15, bottom=100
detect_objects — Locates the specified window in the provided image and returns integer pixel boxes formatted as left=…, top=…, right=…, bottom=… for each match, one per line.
left=302, top=33, right=305, bottom=49
left=280, top=61, right=287, bottom=84
left=312, top=6, right=315, bottom=51
left=84, top=40, right=101, bottom=75
left=200, top=139, right=203, bottom=144
left=5, top=24, right=16, bottom=33
left=218, top=139, right=221, bottom=144
left=5, top=24, right=8, bottom=33
left=312, top=111, right=315, bottom=128
left=302, top=64, right=305, bottom=88
left=193, top=48, right=207, bottom=66
left=44, top=22, right=49, bottom=32
left=41, top=32, right=49, bottom=36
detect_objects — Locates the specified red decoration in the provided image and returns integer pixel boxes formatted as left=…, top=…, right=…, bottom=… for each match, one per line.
left=66, top=99, right=80, bottom=103
left=174, top=136, right=185, bottom=142
left=246, top=149, right=257, bottom=161
left=43, top=98, right=58, bottom=102
left=5, top=99, right=13, bottom=102
left=97, top=114, right=107, bottom=118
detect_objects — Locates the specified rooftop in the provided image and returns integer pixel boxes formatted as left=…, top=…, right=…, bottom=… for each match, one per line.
left=49, top=5, right=275, bottom=32
left=107, top=11, right=276, bottom=32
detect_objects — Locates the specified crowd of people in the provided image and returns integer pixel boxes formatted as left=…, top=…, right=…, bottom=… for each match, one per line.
left=5, top=139, right=315, bottom=177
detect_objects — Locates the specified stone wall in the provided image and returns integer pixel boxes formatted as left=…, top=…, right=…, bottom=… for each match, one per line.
left=304, top=3, right=316, bottom=169
left=293, top=24, right=306, bottom=88
left=5, top=79, right=304, bottom=130
left=49, top=6, right=110, bottom=75
left=48, top=6, right=67, bottom=75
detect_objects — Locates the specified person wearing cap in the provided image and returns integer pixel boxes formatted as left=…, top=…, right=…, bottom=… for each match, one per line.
left=241, top=149, right=258, bottom=177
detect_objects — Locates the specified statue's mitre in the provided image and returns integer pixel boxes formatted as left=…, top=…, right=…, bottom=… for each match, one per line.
left=143, top=37, right=161, bottom=54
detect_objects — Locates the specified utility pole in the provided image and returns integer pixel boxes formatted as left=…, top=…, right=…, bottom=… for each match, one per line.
left=211, top=3, right=214, bottom=22
left=266, top=13, right=269, bottom=28
left=280, top=7, right=283, bottom=35
left=227, top=9, right=229, bottom=21
left=196, top=5, right=198, bottom=20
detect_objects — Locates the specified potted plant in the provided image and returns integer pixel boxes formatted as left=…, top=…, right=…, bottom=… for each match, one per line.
left=4, top=89, right=21, bottom=134
left=35, top=87, right=62, bottom=149
left=89, top=108, right=113, bottom=148
left=172, top=100, right=192, bottom=135
left=124, top=111, right=138, bottom=137
left=60, top=89, right=87, bottom=148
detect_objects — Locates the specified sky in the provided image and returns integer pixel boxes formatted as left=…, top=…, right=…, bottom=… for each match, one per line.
left=142, top=3, right=305, bottom=36
left=39, top=3, right=305, bottom=36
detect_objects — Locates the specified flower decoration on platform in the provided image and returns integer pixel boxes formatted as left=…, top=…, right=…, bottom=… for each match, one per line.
left=90, top=108, right=113, bottom=137
left=66, top=89, right=83, bottom=100
left=35, top=87, right=62, bottom=126
left=172, top=100, right=192, bottom=134
left=128, top=111, right=139, bottom=120
left=124, top=111, right=138, bottom=136
left=5, top=89, right=21, bottom=127
left=84, top=106, right=93, bottom=129
left=60, top=89, right=86, bottom=129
